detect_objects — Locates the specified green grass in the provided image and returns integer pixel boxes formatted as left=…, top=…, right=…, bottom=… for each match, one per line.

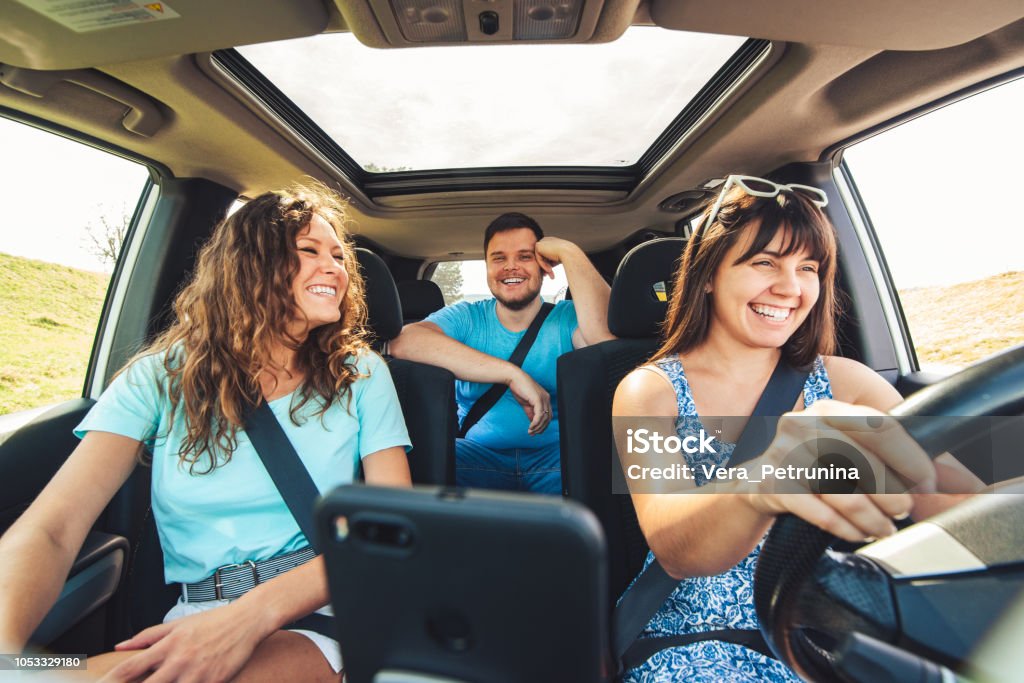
left=0, top=252, right=109, bottom=414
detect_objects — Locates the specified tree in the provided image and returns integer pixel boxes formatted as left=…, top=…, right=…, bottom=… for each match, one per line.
left=84, top=209, right=130, bottom=268
left=432, top=262, right=464, bottom=304
left=364, top=163, right=412, bottom=173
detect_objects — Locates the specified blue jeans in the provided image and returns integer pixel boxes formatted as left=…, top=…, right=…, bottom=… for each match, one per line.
left=455, top=439, right=562, bottom=494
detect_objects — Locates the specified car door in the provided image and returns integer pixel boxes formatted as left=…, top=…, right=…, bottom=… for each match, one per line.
left=836, top=74, right=1024, bottom=483
left=0, top=111, right=240, bottom=652
left=0, top=113, right=156, bottom=652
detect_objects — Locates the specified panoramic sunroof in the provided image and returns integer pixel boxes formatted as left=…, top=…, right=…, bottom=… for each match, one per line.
left=235, top=28, right=748, bottom=173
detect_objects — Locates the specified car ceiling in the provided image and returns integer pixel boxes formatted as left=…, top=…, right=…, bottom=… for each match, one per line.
left=0, top=0, right=1022, bottom=260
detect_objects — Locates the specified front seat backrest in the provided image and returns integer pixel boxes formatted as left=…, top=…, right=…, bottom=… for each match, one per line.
left=397, top=279, right=446, bottom=325
left=356, top=248, right=456, bottom=486
left=557, top=238, right=685, bottom=604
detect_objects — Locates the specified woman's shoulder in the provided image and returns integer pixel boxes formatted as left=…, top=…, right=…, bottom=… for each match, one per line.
left=820, top=355, right=902, bottom=410
left=614, top=361, right=678, bottom=416
left=349, top=347, right=387, bottom=374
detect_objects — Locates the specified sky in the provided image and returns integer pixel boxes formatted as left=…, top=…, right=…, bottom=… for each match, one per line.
left=0, top=120, right=150, bottom=273
left=0, top=31, right=1021, bottom=292
left=238, top=28, right=746, bottom=170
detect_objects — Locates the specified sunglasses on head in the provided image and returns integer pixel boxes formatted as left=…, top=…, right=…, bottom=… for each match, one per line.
left=697, top=175, right=829, bottom=235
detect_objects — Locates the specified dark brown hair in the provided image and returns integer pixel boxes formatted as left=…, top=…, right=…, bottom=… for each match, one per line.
left=484, top=212, right=544, bottom=254
left=126, top=181, right=369, bottom=473
left=652, top=184, right=839, bottom=368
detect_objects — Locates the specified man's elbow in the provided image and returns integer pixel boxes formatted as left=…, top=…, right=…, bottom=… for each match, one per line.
left=388, top=325, right=419, bottom=358
left=583, top=327, right=617, bottom=345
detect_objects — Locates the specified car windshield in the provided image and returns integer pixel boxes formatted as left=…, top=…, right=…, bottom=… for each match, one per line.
left=236, top=27, right=748, bottom=172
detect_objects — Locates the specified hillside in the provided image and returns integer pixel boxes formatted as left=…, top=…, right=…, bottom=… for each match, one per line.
left=899, top=271, right=1024, bottom=369
left=0, top=252, right=109, bottom=413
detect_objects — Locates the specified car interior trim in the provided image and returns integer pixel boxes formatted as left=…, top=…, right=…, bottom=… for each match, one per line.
left=858, top=522, right=987, bottom=578
left=87, top=179, right=160, bottom=399
left=832, top=164, right=914, bottom=375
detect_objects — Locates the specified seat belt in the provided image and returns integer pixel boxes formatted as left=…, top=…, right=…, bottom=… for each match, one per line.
left=458, top=302, right=555, bottom=438
left=243, top=400, right=335, bottom=637
left=613, top=359, right=808, bottom=674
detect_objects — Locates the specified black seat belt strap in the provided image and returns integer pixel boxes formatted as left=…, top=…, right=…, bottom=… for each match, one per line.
left=727, top=360, right=808, bottom=468
left=613, top=358, right=809, bottom=672
left=244, top=400, right=335, bottom=638
left=621, top=628, right=777, bottom=672
left=458, top=302, right=555, bottom=438
left=244, top=400, right=323, bottom=553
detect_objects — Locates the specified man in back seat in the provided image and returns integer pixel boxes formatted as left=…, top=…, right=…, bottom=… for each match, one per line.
left=390, top=213, right=613, bottom=493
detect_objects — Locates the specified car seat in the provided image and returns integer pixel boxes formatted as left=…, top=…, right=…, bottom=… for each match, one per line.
left=397, top=279, right=445, bottom=325
left=557, top=238, right=686, bottom=605
left=355, top=249, right=457, bottom=487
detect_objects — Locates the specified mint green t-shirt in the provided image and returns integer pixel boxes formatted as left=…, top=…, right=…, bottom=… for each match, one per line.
left=75, top=348, right=410, bottom=584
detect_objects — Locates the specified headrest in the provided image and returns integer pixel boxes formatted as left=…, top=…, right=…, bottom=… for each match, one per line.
left=397, top=279, right=446, bottom=322
left=608, top=238, right=687, bottom=339
left=355, top=248, right=403, bottom=344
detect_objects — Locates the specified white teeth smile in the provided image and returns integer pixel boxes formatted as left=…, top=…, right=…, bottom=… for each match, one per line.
left=307, top=285, right=337, bottom=297
left=751, top=304, right=790, bottom=321
left=502, top=278, right=525, bottom=285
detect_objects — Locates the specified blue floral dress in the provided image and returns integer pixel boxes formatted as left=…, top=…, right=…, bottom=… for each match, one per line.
left=623, top=354, right=833, bottom=683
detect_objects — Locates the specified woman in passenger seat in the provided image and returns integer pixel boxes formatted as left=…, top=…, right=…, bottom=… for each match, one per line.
left=0, top=183, right=411, bottom=681
left=612, top=175, right=973, bottom=682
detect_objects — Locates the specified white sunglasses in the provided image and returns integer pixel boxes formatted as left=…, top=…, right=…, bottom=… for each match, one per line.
left=697, top=175, right=829, bottom=235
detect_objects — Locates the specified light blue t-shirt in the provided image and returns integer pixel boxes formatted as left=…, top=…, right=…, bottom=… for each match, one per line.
left=424, top=298, right=577, bottom=450
left=75, top=348, right=410, bottom=584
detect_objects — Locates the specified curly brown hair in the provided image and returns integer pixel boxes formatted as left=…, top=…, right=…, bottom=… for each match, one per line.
left=653, top=183, right=839, bottom=369
left=131, top=181, right=369, bottom=473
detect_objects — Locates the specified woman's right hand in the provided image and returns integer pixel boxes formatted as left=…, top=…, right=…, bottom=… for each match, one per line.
left=744, top=399, right=935, bottom=542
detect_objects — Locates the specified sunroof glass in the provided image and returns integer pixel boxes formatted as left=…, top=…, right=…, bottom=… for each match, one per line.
left=237, top=28, right=747, bottom=173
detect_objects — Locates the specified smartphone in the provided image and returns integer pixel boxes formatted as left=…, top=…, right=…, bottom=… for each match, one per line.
left=316, top=485, right=611, bottom=683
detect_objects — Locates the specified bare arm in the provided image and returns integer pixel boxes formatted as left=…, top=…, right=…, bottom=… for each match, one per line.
left=362, top=445, right=413, bottom=487
left=616, top=365, right=923, bottom=579
left=0, top=431, right=140, bottom=651
left=615, top=369, right=772, bottom=578
left=390, top=321, right=553, bottom=434
left=826, top=355, right=983, bottom=516
left=391, top=321, right=526, bottom=385
left=534, top=237, right=613, bottom=348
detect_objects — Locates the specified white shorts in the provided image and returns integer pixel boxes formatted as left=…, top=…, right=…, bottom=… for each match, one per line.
left=164, top=598, right=342, bottom=673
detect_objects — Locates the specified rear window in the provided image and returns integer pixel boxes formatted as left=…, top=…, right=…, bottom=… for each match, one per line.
left=429, top=260, right=568, bottom=306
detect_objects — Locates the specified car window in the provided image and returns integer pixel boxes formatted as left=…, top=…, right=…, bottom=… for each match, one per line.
left=0, top=117, right=151, bottom=418
left=842, top=77, right=1024, bottom=373
left=429, top=260, right=569, bottom=306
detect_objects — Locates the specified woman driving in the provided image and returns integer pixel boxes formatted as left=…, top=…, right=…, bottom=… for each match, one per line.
left=612, top=175, right=968, bottom=681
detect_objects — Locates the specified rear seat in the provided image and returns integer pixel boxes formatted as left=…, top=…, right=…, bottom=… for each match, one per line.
left=397, top=279, right=445, bottom=325
left=557, top=238, right=686, bottom=605
left=356, top=249, right=457, bottom=486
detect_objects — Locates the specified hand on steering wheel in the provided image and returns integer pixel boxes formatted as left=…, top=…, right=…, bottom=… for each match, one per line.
left=754, top=344, right=1024, bottom=681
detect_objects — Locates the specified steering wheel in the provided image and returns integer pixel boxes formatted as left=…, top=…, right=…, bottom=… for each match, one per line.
left=753, top=344, right=1024, bottom=681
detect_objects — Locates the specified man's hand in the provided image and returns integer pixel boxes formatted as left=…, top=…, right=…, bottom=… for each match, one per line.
left=507, top=368, right=552, bottom=435
left=534, top=236, right=579, bottom=279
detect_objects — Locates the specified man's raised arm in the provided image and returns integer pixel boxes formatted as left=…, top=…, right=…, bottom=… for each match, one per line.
left=535, top=237, right=614, bottom=347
